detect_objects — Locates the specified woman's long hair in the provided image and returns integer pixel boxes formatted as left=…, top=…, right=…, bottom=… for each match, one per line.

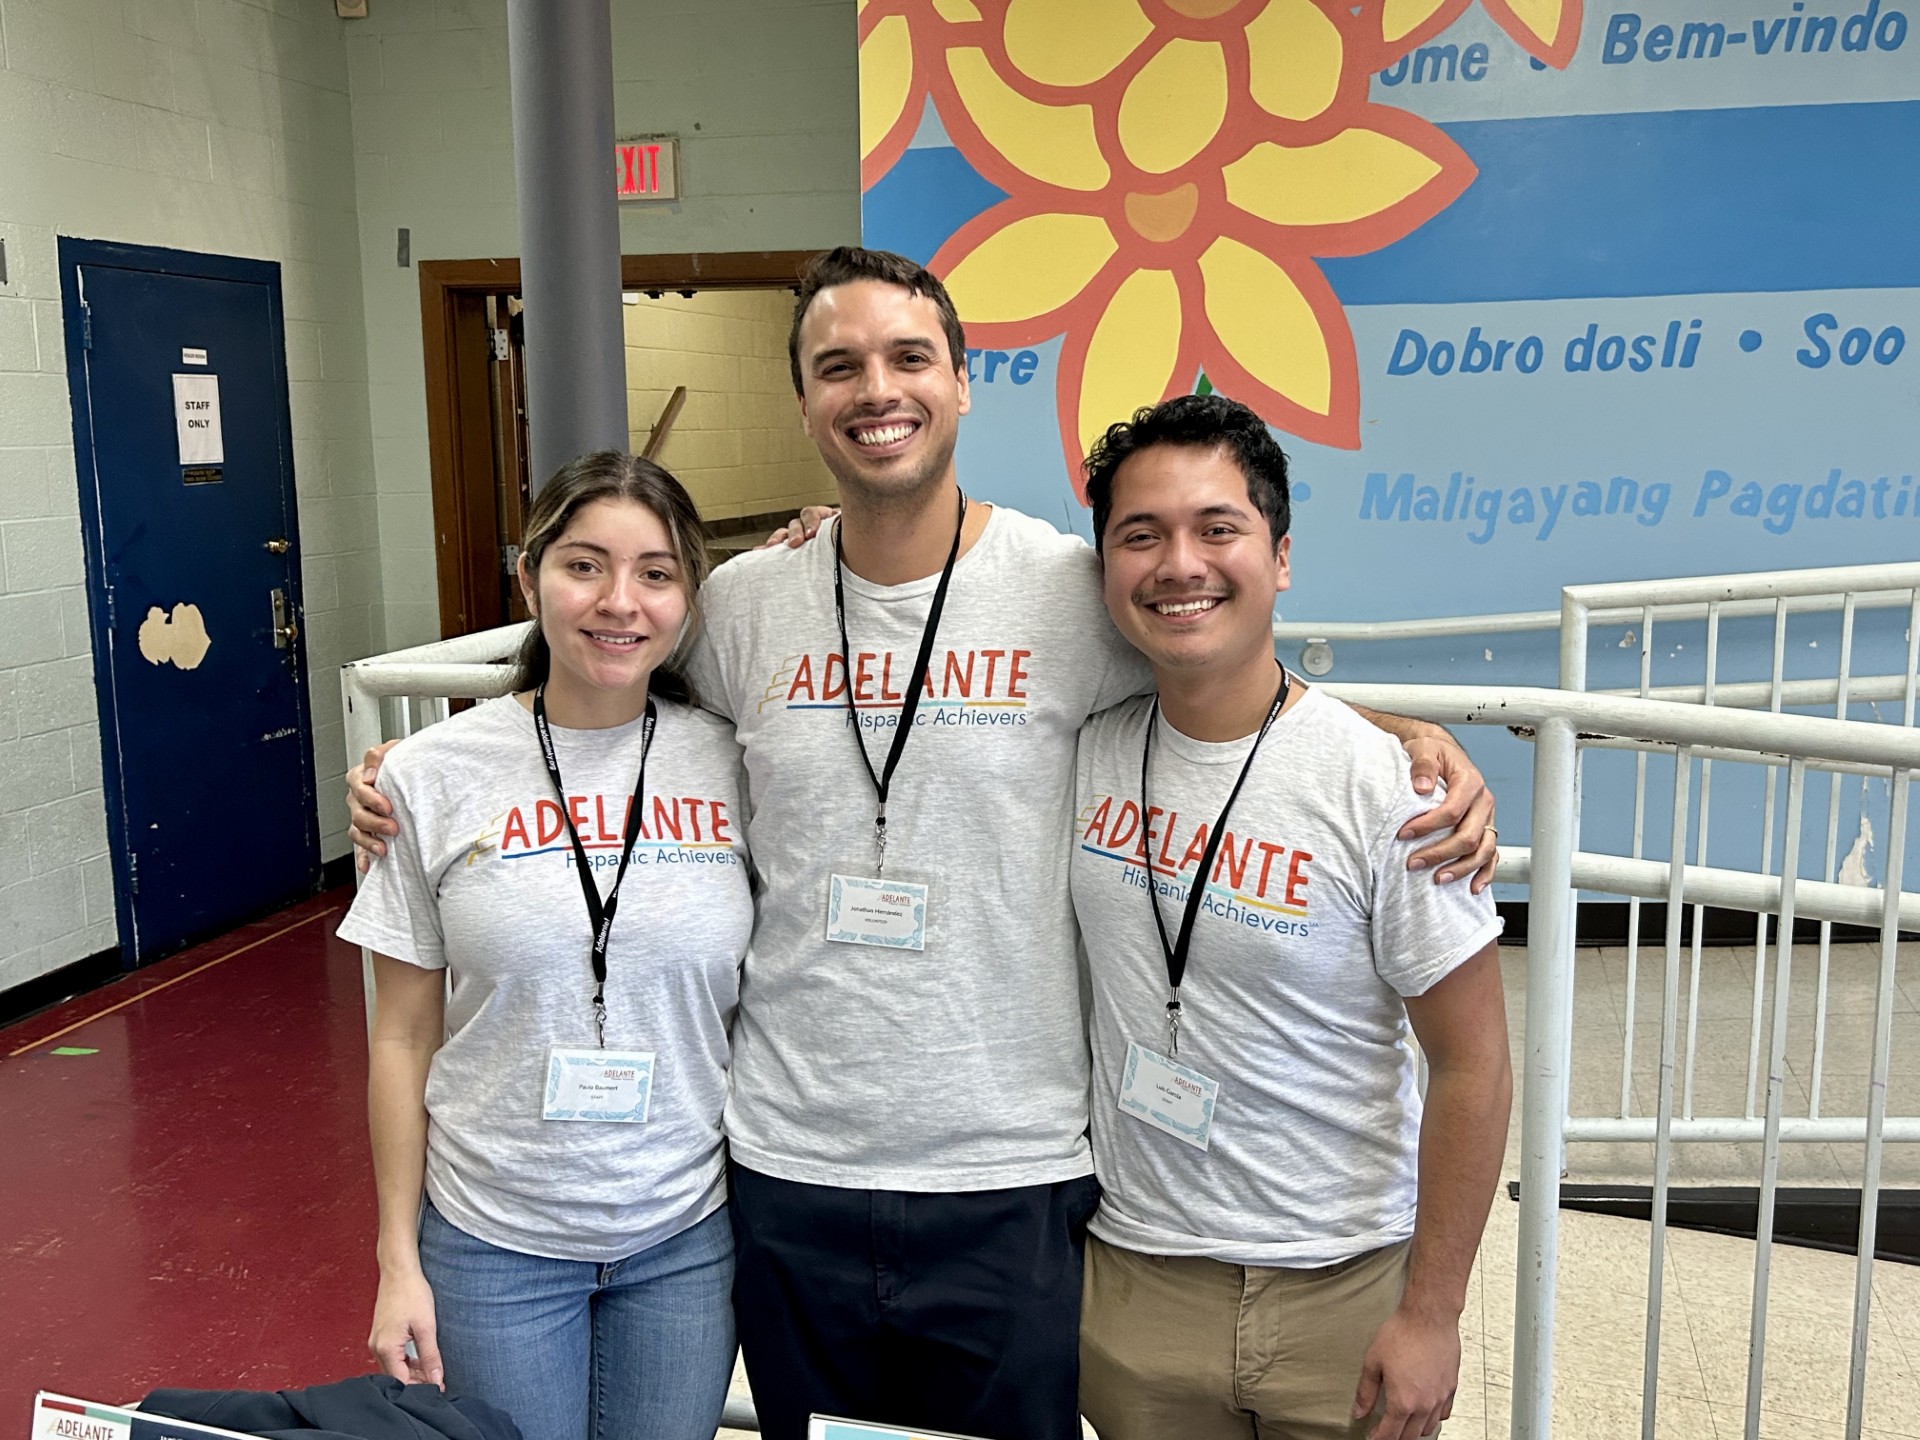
left=509, top=451, right=712, bottom=706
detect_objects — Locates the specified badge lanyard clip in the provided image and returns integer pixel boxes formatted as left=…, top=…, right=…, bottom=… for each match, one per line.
left=1143, top=666, right=1289, bottom=1056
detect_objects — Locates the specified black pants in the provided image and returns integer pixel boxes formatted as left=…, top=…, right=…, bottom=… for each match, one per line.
left=728, top=1163, right=1101, bottom=1440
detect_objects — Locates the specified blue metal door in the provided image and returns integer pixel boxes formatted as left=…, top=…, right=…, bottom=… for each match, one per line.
left=59, top=240, right=319, bottom=963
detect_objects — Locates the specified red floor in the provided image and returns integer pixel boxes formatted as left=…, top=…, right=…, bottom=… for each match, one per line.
left=1, top=887, right=377, bottom=1421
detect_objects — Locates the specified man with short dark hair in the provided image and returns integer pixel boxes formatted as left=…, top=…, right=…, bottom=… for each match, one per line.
left=1072, top=393, right=1511, bottom=1440
left=687, top=246, right=1129, bottom=1440
left=351, top=250, right=1498, bottom=1440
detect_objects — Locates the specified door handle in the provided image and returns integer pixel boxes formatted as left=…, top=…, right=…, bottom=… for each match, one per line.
left=265, top=537, right=290, bottom=554
left=271, top=587, right=299, bottom=648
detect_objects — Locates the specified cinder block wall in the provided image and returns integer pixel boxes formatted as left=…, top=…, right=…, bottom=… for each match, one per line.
left=0, top=0, right=376, bottom=993
left=624, top=291, right=838, bottom=526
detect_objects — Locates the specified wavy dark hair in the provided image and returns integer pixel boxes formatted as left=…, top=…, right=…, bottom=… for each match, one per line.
left=1083, top=393, right=1291, bottom=553
left=509, top=451, right=711, bottom=705
left=787, top=246, right=968, bottom=394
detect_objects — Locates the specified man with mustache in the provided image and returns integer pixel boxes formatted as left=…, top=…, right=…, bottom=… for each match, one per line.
left=1072, top=392, right=1509, bottom=1440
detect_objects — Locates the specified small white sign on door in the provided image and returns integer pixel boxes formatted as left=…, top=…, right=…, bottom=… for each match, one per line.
left=172, top=372, right=224, bottom=464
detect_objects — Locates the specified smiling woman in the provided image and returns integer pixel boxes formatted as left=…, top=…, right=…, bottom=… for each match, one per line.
left=335, top=450, right=752, bottom=1440
left=508, top=452, right=713, bottom=727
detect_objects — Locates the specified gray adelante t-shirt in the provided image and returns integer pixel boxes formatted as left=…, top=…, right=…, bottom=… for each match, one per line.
left=688, top=506, right=1149, bottom=1191
left=1072, top=687, right=1502, bottom=1266
left=338, top=695, right=752, bottom=1262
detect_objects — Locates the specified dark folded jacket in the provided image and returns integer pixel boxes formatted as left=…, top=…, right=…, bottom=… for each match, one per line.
left=140, top=1374, right=521, bottom=1440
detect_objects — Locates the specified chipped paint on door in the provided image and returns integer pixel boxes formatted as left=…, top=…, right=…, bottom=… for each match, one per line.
left=136, top=603, right=212, bottom=669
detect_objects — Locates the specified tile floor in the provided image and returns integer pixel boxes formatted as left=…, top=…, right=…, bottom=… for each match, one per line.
left=1444, top=937, right=1920, bottom=1440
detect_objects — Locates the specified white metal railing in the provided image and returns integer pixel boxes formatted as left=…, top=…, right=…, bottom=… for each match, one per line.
left=1279, top=561, right=1920, bottom=706
left=1545, top=565, right=1920, bottom=1440
left=1560, top=567, right=1920, bottom=1146
left=1320, top=681, right=1919, bottom=1440
left=340, top=567, right=1920, bottom=1440
left=339, top=623, right=529, bottom=757
left=1298, top=563, right=1920, bottom=1432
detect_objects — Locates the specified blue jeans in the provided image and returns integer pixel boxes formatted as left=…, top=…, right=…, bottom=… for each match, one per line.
left=419, top=1199, right=736, bottom=1440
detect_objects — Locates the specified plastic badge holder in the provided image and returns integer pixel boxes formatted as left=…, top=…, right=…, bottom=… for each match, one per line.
left=807, top=1418, right=991, bottom=1440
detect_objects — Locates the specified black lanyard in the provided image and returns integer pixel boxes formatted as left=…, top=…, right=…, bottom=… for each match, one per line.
left=832, top=487, right=967, bottom=872
left=1141, top=666, right=1290, bottom=1056
left=533, top=688, right=657, bottom=1049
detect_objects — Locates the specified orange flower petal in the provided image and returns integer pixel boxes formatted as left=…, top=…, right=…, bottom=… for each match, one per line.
left=1003, top=0, right=1153, bottom=87
left=1243, top=0, right=1345, bottom=123
left=1363, top=0, right=1474, bottom=66
left=1118, top=39, right=1229, bottom=175
left=1480, top=0, right=1582, bottom=66
left=941, top=210, right=1119, bottom=327
left=945, top=48, right=1111, bottom=190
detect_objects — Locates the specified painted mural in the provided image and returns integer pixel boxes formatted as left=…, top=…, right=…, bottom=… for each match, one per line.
left=860, top=0, right=1577, bottom=492
left=858, top=0, right=1918, bottom=876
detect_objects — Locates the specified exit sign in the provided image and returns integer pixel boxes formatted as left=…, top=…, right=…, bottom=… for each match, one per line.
left=616, top=137, right=679, bottom=201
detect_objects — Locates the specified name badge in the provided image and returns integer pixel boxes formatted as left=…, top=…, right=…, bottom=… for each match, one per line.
left=544, top=1046, right=654, bottom=1123
left=1117, top=1041, right=1219, bottom=1152
left=826, top=873, right=929, bottom=950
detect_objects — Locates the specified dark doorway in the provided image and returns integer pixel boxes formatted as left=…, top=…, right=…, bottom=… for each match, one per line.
left=418, top=251, right=820, bottom=640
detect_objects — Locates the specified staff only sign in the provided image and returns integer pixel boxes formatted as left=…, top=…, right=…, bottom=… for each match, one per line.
left=171, top=372, right=223, bottom=464
left=856, top=0, right=1918, bottom=879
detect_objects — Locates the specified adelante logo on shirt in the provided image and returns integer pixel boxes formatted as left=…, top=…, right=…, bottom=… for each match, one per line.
left=1077, top=793, right=1314, bottom=938
left=759, top=647, right=1034, bottom=730
left=463, top=792, right=741, bottom=872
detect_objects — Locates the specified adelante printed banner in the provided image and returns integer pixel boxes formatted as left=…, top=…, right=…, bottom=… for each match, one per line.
left=34, top=1395, right=257, bottom=1440
left=857, top=0, right=1918, bottom=878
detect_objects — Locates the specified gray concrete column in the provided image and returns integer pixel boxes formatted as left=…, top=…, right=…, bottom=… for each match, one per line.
left=507, top=0, right=628, bottom=492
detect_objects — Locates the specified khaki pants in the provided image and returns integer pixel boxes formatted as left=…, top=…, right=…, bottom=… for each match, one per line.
left=1079, top=1234, right=1418, bottom=1440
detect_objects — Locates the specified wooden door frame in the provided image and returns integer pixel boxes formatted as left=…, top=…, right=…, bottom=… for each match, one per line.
left=418, top=250, right=818, bottom=639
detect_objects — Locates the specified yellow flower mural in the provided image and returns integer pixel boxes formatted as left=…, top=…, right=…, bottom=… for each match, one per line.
left=860, top=0, right=1583, bottom=183
left=1363, top=0, right=1584, bottom=71
left=858, top=0, right=1582, bottom=494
